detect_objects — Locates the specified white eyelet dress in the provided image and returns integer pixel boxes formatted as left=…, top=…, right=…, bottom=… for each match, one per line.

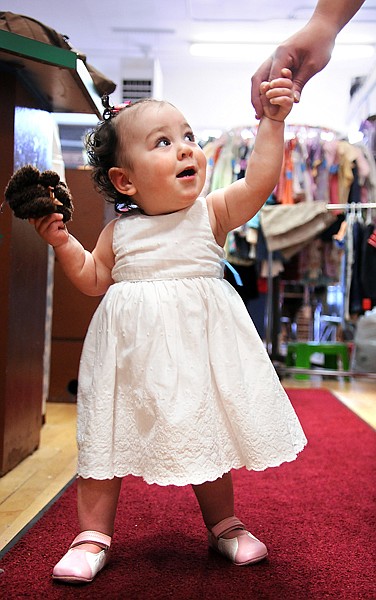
left=77, top=198, right=307, bottom=485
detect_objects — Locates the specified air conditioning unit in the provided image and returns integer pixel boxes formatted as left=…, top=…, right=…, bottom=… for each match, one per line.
left=122, top=78, right=153, bottom=101
left=121, top=58, right=163, bottom=102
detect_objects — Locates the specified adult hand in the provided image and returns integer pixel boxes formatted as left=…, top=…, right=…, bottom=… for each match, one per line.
left=251, top=22, right=335, bottom=119
left=251, top=0, right=365, bottom=119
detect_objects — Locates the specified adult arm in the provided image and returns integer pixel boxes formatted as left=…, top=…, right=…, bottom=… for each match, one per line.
left=251, top=0, right=365, bottom=118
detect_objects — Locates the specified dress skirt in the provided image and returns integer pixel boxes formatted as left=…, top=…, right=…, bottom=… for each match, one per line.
left=76, top=275, right=307, bottom=485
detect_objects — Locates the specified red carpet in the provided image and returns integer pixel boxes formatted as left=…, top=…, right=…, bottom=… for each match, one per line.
left=0, top=389, right=375, bottom=599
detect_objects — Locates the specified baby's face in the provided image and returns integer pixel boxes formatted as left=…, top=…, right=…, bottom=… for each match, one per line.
left=118, top=102, right=207, bottom=215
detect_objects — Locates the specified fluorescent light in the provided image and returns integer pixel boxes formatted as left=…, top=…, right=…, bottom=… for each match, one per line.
left=189, top=42, right=375, bottom=62
left=189, top=43, right=276, bottom=61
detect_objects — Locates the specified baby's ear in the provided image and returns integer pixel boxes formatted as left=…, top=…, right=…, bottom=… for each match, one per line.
left=109, top=167, right=137, bottom=196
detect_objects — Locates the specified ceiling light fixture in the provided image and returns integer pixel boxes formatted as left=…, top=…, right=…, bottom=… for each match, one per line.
left=189, top=43, right=276, bottom=61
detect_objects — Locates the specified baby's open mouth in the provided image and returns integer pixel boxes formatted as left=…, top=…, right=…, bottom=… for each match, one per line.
left=177, top=168, right=196, bottom=178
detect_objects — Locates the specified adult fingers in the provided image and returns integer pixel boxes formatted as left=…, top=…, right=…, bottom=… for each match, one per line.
left=251, top=56, right=273, bottom=119
left=268, top=47, right=295, bottom=82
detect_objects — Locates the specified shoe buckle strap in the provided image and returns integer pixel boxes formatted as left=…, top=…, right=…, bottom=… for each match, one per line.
left=211, top=516, right=246, bottom=540
left=70, top=530, right=112, bottom=550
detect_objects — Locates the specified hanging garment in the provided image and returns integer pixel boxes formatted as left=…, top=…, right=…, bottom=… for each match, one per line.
left=210, top=139, right=235, bottom=190
left=260, top=201, right=336, bottom=258
left=224, top=263, right=259, bottom=303
left=358, top=144, right=376, bottom=203
left=348, top=164, right=362, bottom=204
left=277, top=141, right=294, bottom=204
left=349, top=218, right=365, bottom=315
left=337, top=141, right=359, bottom=204
left=361, top=223, right=376, bottom=301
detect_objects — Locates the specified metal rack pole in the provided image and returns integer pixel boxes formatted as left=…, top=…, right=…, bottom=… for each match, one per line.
left=325, top=202, right=376, bottom=209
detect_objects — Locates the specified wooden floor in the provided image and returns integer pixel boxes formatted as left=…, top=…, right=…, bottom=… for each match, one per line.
left=0, top=403, right=77, bottom=554
left=0, top=377, right=375, bottom=554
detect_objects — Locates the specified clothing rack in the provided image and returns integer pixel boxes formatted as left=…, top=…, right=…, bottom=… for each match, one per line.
left=266, top=201, right=376, bottom=378
left=264, top=204, right=375, bottom=356
left=207, top=122, right=376, bottom=371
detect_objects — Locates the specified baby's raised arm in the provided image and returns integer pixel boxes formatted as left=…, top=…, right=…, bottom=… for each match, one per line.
left=31, top=212, right=115, bottom=296
left=207, top=68, right=293, bottom=246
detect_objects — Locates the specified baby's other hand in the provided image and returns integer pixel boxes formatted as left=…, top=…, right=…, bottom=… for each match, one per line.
left=29, top=212, right=69, bottom=248
left=259, top=68, right=294, bottom=122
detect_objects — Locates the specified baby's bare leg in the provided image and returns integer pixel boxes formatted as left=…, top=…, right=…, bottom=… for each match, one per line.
left=192, top=472, right=268, bottom=565
left=191, top=471, right=234, bottom=530
left=77, top=476, right=122, bottom=551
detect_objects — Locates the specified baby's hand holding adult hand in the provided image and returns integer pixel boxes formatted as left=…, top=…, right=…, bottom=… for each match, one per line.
left=260, top=68, right=294, bottom=122
left=29, top=212, right=69, bottom=248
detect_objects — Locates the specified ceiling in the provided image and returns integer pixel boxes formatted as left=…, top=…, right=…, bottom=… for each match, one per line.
left=6, top=1, right=376, bottom=134
left=7, top=0, right=376, bottom=69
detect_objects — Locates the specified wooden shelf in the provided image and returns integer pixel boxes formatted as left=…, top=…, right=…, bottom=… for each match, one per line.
left=0, top=29, right=102, bottom=116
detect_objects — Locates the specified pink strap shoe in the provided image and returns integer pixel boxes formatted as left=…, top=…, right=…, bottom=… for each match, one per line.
left=208, top=516, right=268, bottom=566
left=52, top=530, right=112, bottom=583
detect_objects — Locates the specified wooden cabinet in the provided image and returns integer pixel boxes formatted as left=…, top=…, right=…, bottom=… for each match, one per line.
left=0, top=31, right=101, bottom=475
left=48, top=169, right=105, bottom=402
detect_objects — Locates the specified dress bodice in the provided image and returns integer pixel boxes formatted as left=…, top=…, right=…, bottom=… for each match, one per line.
left=111, top=197, right=225, bottom=282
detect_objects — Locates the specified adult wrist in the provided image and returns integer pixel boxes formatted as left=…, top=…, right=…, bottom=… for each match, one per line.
left=308, top=13, right=341, bottom=38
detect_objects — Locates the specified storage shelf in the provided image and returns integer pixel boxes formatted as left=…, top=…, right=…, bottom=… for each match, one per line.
left=0, top=29, right=102, bottom=116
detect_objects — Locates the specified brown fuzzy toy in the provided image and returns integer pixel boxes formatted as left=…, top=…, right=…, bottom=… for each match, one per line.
left=4, top=164, right=74, bottom=223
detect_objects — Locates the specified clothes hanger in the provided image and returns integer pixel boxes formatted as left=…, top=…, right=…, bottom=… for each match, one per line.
left=356, top=203, right=364, bottom=224
left=365, top=206, right=374, bottom=226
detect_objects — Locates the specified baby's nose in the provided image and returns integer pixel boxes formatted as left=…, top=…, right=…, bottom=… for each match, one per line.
left=178, top=142, right=193, bottom=158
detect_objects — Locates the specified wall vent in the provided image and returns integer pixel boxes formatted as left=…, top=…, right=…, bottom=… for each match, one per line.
left=122, top=79, right=153, bottom=102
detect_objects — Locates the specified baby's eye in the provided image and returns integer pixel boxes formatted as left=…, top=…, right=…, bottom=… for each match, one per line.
left=184, top=132, right=195, bottom=142
left=156, top=137, right=170, bottom=147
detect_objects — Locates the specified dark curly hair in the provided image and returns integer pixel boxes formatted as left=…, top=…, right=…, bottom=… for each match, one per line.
left=85, top=98, right=167, bottom=207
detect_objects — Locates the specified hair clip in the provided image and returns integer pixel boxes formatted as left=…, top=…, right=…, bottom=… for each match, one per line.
left=115, top=201, right=139, bottom=214
left=102, top=95, right=131, bottom=120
